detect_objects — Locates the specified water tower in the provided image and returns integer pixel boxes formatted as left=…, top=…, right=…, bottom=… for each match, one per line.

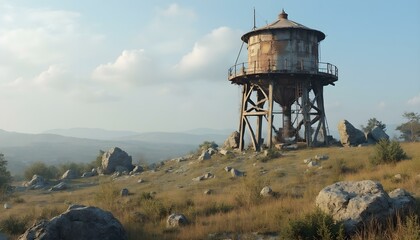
left=228, top=9, right=338, bottom=151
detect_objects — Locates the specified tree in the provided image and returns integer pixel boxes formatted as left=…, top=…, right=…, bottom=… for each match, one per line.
left=361, top=118, right=386, bottom=133
left=0, top=153, right=12, bottom=189
left=396, top=112, right=420, bottom=142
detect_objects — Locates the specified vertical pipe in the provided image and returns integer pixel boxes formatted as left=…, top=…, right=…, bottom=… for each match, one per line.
left=239, top=84, right=248, bottom=151
left=267, top=81, right=274, bottom=148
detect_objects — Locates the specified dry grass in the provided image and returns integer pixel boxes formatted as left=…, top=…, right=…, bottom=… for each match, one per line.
left=1, top=142, right=419, bottom=239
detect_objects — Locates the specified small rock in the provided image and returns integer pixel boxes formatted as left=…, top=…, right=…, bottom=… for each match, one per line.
left=137, top=179, right=144, bottom=183
left=4, top=203, right=11, bottom=209
left=394, top=174, right=402, bottom=180
left=121, top=188, right=129, bottom=197
left=307, top=161, right=319, bottom=167
left=224, top=166, right=232, bottom=172
left=219, top=149, right=230, bottom=156
left=204, top=189, right=213, bottom=195
left=303, top=158, right=312, bottom=164
left=314, top=155, right=329, bottom=160
left=230, top=168, right=244, bottom=177
left=192, top=176, right=204, bottom=181
left=198, top=151, right=211, bottom=161
left=260, top=186, right=273, bottom=197
left=166, top=213, right=188, bottom=228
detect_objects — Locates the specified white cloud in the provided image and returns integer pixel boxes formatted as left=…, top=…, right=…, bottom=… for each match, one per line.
left=92, top=49, right=158, bottom=87
left=407, top=93, right=420, bottom=106
left=33, top=65, right=71, bottom=90
left=174, top=27, right=242, bottom=81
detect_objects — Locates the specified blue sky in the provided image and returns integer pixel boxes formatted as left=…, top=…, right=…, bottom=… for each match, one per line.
left=0, top=0, right=419, bottom=135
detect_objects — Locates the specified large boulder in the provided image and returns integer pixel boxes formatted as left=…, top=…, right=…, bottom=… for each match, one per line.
left=223, top=131, right=240, bottom=149
left=18, top=205, right=127, bottom=240
left=61, top=169, right=78, bottom=180
left=316, top=180, right=415, bottom=234
left=101, top=147, right=133, bottom=174
left=337, top=120, right=366, bottom=146
left=24, top=175, right=47, bottom=190
left=368, top=126, right=389, bottom=142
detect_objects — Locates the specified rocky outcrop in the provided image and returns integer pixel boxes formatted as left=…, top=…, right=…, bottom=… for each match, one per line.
left=337, top=120, right=366, bottom=146
left=61, top=170, right=77, bottom=180
left=24, top=175, right=48, bottom=190
left=18, top=205, right=127, bottom=240
left=316, top=180, right=416, bottom=234
left=223, top=131, right=240, bottom=149
left=166, top=213, right=188, bottom=228
left=101, top=147, right=133, bottom=174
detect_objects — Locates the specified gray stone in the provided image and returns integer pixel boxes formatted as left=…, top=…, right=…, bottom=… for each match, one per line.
left=61, top=169, right=77, bottom=180
left=230, top=168, right=244, bottom=177
left=207, top=148, right=217, bottom=155
left=198, top=151, right=211, bottom=161
left=131, top=165, right=143, bottom=174
left=166, top=213, right=188, bottom=228
left=223, top=131, right=240, bottom=149
left=204, top=189, right=213, bottom=195
left=3, top=203, right=11, bottom=209
left=18, top=205, right=127, bottom=240
left=307, top=161, right=319, bottom=167
left=137, top=179, right=144, bottom=183
left=49, top=182, right=67, bottom=191
left=337, top=120, right=366, bottom=147
left=224, top=166, right=232, bottom=172
left=81, top=172, right=95, bottom=178
left=120, top=188, right=129, bottom=197
left=101, top=147, right=133, bottom=174
left=24, top=175, right=47, bottom=190
left=193, top=172, right=214, bottom=182
left=388, top=188, right=416, bottom=213
left=369, top=126, right=389, bottom=142
left=260, top=186, right=273, bottom=197
left=219, top=149, right=231, bottom=156
left=316, top=180, right=415, bottom=234
left=303, top=158, right=312, bottom=164
left=314, top=155, right=329, bottom=161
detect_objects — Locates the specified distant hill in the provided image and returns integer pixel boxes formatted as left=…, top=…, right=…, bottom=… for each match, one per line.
left=43, top=128, right=139, bottom=140
left=0, top=129, right=201, bottom=176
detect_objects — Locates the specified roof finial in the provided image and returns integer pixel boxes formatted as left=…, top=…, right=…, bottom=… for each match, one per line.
left=279, top=9, right=288, bottom=20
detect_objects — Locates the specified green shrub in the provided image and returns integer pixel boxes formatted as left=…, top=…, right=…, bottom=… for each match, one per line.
left=283, top=209, right=345, bottom=240
left=0, top=215, right=29, bottom=235
left=370, top=139, right=408, bottom=165
left=24, top=162, right=58, bottom=180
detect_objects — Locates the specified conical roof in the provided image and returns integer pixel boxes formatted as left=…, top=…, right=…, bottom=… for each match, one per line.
left=241, top=9, right=325, bottom=42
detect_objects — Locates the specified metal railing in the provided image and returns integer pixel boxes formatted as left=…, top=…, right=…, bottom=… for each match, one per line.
left=228, top=60, right=338, bottom=79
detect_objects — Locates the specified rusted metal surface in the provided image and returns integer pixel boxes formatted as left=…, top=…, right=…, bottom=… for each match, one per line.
left=229, top=10, right=338, bottom=149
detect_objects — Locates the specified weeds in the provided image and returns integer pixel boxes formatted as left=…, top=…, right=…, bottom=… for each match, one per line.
left=0, top=215, right=30, bottom=235
left=282, top=208, right=345, bottom=240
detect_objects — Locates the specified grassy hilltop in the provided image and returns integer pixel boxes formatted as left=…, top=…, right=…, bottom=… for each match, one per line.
left=1, top=142, right=419, bottom=239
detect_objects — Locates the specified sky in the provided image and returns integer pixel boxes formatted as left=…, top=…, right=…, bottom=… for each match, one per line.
left=0, top=0, right=419, bottom=135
